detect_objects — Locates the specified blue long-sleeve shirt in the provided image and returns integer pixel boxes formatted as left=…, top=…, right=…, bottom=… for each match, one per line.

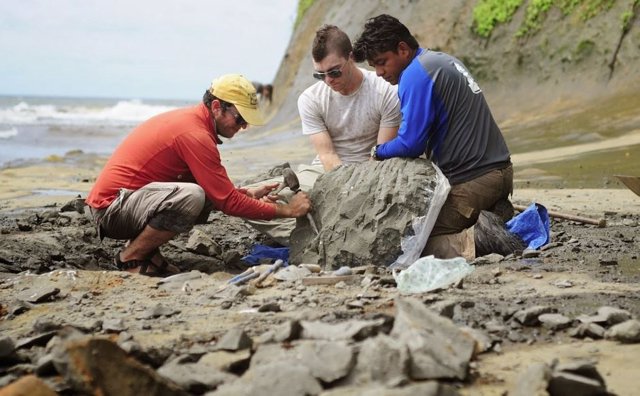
left=377, top=49, right=510, bottom=185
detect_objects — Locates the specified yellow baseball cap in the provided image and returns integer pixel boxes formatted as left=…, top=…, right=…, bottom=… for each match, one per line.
left=209, top=74, right=265, bottom=126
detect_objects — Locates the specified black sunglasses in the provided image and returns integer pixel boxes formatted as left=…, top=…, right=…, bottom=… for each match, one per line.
left=221, top=102, right=247, bottom=126
left=313, top=63, right=346, bottom=80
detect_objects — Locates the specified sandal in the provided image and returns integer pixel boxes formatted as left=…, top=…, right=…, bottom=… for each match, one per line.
left=114, top=250, right=172, bottom=277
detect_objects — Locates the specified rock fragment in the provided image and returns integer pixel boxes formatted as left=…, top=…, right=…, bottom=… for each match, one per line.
left=513, top=306, right=556, bottom=326
left=300, top=318, right=387, bottom=341
left=214, top=328, right=253, bottom=351
left=538, top=314, right=572, bottom=331
left=350, top=334, right=409, bottom=386
left=391, top=297, right=475, bottom=380
left=606, top=319, right=640, bottom=343
left=51, top=336, right=186, bottom=396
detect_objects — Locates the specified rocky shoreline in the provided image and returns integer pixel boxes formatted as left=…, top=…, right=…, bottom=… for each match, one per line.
left=1, top=196, right=639, bottom=394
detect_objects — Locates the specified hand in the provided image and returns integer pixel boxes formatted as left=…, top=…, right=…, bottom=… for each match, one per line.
left=280, top=191, right=311, bottom=218
left=243, top=183, right=280, bottom=199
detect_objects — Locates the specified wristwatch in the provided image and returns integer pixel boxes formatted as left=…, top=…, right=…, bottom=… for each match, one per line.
left=370, top=145, right=380, bottom=161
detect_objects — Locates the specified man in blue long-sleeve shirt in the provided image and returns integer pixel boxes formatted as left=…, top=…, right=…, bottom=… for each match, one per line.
left=353, top=14, right=513, bottom=259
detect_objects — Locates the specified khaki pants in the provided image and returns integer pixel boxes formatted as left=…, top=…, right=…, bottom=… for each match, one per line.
left=244, top=164, right=324, bottom=246
left=90, top=182, right=210, bottom=241
left=423, top=164, right=513, bottom=259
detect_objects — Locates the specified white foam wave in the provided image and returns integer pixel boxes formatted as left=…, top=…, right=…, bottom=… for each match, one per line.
left=0, top=127, right=18, bottom=139
left=0, top=99, right=178, bottom=126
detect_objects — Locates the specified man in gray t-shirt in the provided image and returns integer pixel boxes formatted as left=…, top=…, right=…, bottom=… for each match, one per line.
left=298, top=24, right=401, bottom=172
left=245, top=25, right=401, bottom=245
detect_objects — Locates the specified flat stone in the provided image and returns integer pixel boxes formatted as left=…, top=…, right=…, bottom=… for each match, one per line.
left=102, top=318, right=127, bottom=333
left=214, top=328, right=253, bottom=351
left=212, top=360, right=322, bottom=396
left=186, top=229, right=222, bottom=256
left=141, top=304, right=181, bottom=319
left=522, top=249, right=540, bottom=258
left=606, top=320, right=640, bottom=343
left=513, top=306, right=556, bottom=326
left=157, top=359, right=236, bottom=394
left=300, top=318, right=386, bottom=341
left=272, top=265, right=311, bottom=282
left=18, top=286, right=60, bottom=304
left=251, top=340, right=354, bottom=383
left=350, top=333, right=409, bottom=386
left=569, top=323, right=606, bottom=339
left=157, top=270, right=205, bottom=286
left=391, top=297, right=475, bottom=380
left=7, top=300, right=33, bottom=316
left=15, top=332, right=57, bottom=350
left=538, top=313, right=572, bottom=330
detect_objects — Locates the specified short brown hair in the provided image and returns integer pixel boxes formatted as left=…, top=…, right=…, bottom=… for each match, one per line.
left=312, top=25, right=352, bottom=62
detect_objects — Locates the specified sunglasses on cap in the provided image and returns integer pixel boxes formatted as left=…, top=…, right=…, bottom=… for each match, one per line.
left=313, top=62, right=347, bottom=80
left=221, top=102, right=247, bottom=127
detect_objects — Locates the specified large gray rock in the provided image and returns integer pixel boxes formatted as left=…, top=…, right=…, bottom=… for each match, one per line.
left=210, top=361, right=323, bottom=396
left=290, top=158, right=440, bottom=268
left=391, top=297, right=475, bottom=380
left=157, top=359, right=236, bottom=393
left=52, top=336, right=187, bottom=396
left=300, top=318, right=387, bottom=341
left=251, top=341, right=355, bottom=383
left=511, top=362, right=551, bottom=396
left=350, top=334, right=409, bottom=386
left=606, top=319, right=640, bottom=343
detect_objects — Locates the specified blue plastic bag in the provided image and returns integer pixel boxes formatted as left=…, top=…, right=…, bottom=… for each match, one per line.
left=242, top=244, right=289, bottom=266
left=506, top=203, right=550, bottom=250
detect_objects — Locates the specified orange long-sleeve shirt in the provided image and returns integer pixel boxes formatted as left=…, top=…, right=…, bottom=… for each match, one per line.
left=86, top=103, right=277, bottom=220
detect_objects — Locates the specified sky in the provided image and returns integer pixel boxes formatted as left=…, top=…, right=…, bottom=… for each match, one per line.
left=0, top=0, right=298, bottom=100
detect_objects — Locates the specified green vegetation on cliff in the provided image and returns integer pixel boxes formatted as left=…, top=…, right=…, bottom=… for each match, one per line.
left=473, top=0, right=619, bottom=38
left=295, top=0, right=315, bottom=28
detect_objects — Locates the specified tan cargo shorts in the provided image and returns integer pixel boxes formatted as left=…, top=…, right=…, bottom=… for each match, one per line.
left=90, top=182, right=210, bottom=240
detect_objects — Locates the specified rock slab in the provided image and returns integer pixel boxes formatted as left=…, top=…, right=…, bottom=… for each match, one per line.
left=290, top=158, right=440, bottom=268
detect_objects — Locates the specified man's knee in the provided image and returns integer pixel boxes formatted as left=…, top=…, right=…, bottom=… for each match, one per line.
left=149, top=184, right=206, bottom=233
left=177, top=184, right=206, bottom=216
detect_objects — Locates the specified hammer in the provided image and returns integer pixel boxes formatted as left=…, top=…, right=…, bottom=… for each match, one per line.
left=273, top=168, right=320, bottom=235
left=271, top=168, right=299, bottom=196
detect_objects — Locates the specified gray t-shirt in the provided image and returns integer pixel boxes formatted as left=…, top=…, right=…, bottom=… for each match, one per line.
left=298, top=68, right=401, bottom=165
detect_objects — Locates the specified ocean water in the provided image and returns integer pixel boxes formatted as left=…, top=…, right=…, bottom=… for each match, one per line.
left=0, top=95, right=190, bottom=167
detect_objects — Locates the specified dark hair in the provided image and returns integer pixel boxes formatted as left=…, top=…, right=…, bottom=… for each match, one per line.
left=203, top=90, right=216, bottom=108
left=202, top=90, right=231, bottom=112
left=353, top=14, right=419, bottom=62
left=312, top=25, right=352, bottom=62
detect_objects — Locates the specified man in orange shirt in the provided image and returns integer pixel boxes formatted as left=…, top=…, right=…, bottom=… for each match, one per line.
left=86, top=74, right=311, bottom=276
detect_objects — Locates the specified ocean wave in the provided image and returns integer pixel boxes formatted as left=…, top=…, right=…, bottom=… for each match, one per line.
left=0, top=99, right=178, bottom=126
left=0, top=127, right=18, bottom=139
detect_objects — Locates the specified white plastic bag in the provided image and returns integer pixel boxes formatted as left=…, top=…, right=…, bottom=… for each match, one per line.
left=389, top=163, right=450, bottom=270
left=393, top=255, right=475, bottom=294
